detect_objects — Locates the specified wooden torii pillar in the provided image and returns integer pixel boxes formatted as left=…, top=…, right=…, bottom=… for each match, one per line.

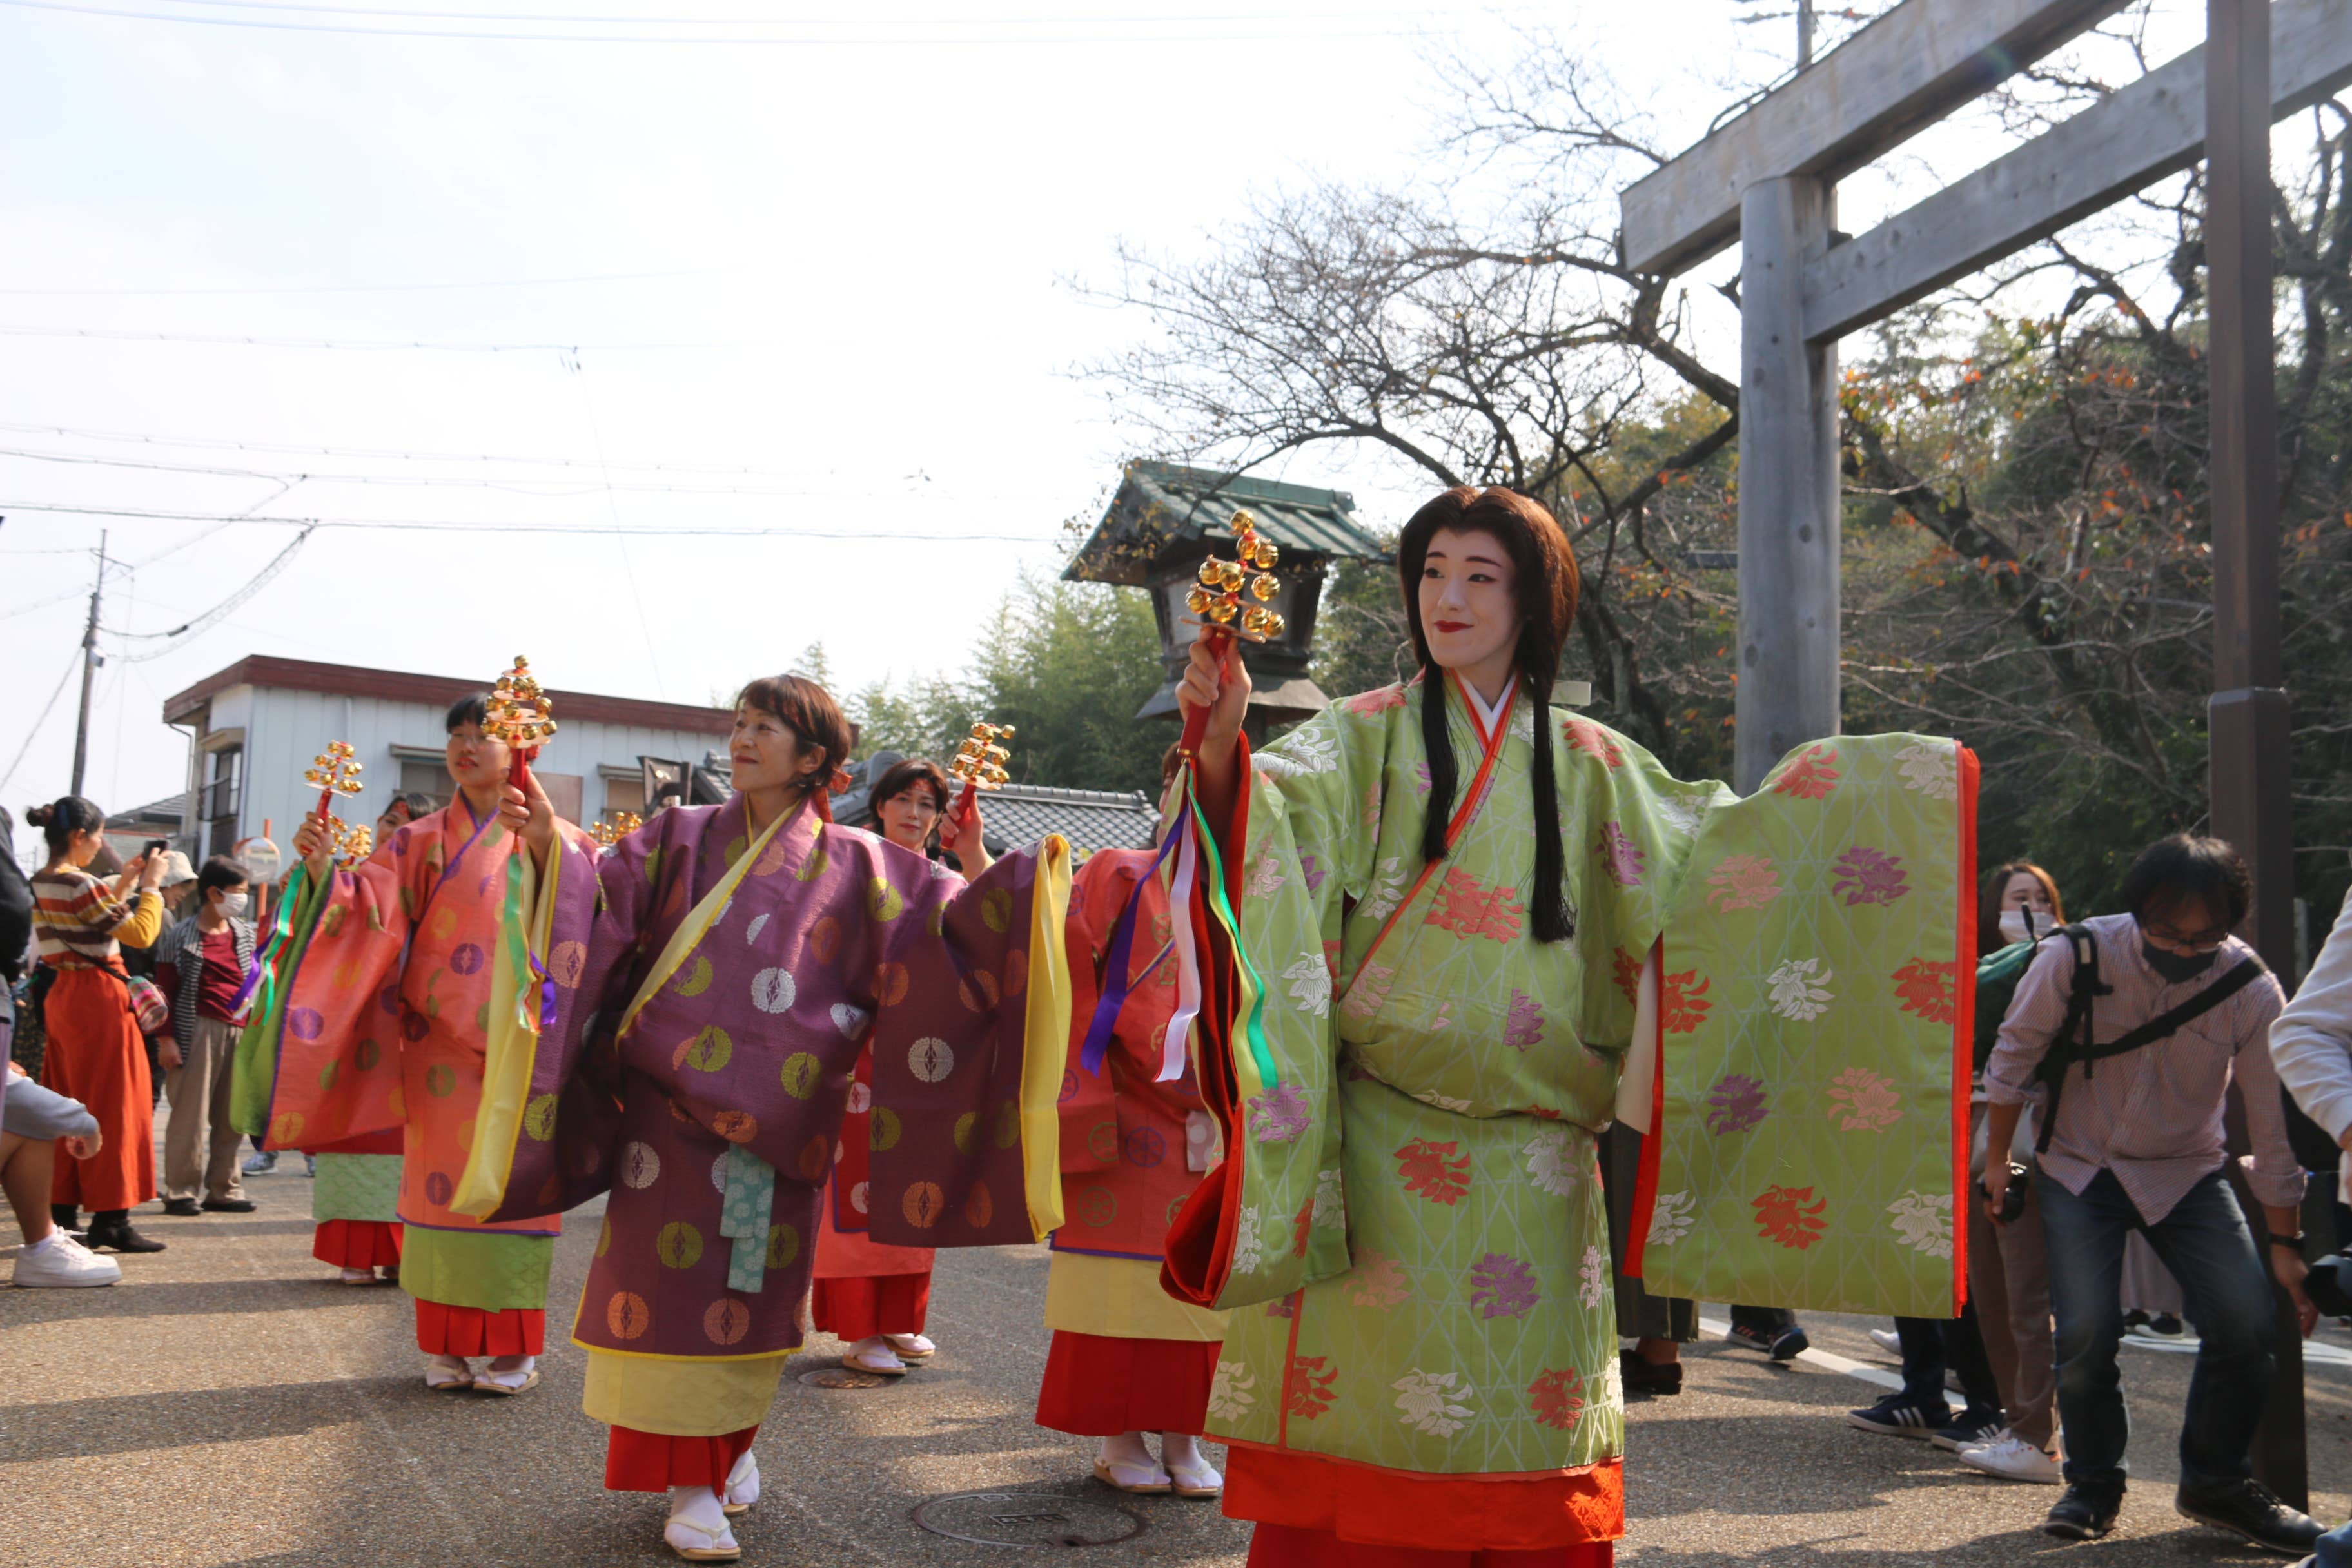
left=1622, top=0, right=2352, bottom=1503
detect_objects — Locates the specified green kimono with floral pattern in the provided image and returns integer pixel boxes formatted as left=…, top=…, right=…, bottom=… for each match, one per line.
left=1173, top=674, right=1970, bottom=1550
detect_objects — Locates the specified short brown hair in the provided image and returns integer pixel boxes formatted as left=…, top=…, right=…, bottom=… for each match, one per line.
left=868, top=757, right=951, bottom=820
left=734, top=675, right=855, bottom=792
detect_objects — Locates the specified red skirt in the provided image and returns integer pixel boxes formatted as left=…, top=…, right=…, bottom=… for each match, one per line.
left=1035, top=1331, right=1218, bottom=1436
left=1228, top=1446, right=1622, bottom=1556
left=313, top=1219, right=403, bottom=1269
left=1248, top=1525, right=1612, bottom=1567
left=605, top=1424, right=760, bottom=1493
left=414, top=1298, right=545, bottom=1357
left=810, top=1271, right=930, bottom=1340
left=41, top=964, right=156, bottom=1211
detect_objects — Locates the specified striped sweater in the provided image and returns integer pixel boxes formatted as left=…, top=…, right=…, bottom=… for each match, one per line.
left=30, top=867, right=162, bottom=970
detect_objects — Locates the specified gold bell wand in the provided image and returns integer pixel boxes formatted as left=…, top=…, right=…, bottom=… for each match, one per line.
left=946, top=721, right=1015, bottom=839
left=486, top=656, right=558, bottom=792
left=1177, top=509, right=1285, bottom=759
left=303, top=740, right=365, bottom=825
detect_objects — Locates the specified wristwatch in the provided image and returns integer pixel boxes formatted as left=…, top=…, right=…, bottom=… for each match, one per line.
left=2269, top=1233, right=2307, bottom=1250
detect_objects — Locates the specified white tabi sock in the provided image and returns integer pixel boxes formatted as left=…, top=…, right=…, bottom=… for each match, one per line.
left=480, top=1354, right=536, bottom=1390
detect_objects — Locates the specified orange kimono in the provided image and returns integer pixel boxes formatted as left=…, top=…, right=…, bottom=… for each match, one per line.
left=31, top=868, right=162, bottom=1213
left=256, top=801, right=586, bottom=1353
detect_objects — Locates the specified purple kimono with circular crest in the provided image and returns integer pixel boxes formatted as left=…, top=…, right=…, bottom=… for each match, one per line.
left=487, top=796, right=1067, bottom=1364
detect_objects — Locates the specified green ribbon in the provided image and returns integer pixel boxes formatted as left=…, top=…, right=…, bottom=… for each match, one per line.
left=1184, top=771, right=1279, bottom=1092
left=718, top=1143, right=774, bottom=1293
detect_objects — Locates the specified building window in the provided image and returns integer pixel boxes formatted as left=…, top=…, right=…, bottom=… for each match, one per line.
left=202, top=746, right=242, bottom=859
left=398, top=757, right=456, bottom=811
left=604, top=775, right=647, bottom=819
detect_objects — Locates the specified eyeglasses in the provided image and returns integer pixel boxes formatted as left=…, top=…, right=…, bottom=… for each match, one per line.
left=2139, top=917, right=2231, bottom=954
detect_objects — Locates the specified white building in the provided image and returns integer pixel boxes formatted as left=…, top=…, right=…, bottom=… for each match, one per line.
left=159, top=654, right=732, bottom=862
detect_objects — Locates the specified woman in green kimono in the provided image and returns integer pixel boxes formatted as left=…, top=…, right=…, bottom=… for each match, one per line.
left=1169, top=486, right=1726, bottom=1567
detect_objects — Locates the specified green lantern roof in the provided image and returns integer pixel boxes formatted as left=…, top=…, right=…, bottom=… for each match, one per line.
left=1063, top=461, right=1388, bottom=587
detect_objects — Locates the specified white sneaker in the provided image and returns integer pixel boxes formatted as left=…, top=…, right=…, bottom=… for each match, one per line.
left=1868, top=1328, right=1901, bottom=1355
left=11, top=1233, right=121, bottom=1288
left=1955, top=1432, right=2063, bottom=1484
left=721, top=1449, right=760, bottom=1516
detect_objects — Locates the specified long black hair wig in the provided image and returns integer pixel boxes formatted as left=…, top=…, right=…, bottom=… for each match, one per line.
left=1396, top=486, right=1582, bottom=944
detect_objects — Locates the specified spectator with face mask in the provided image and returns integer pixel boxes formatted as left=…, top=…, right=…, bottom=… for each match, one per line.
left=1982, top=834, right=2318, bottom=1553
left=152, top=856, right=257, bottom=1217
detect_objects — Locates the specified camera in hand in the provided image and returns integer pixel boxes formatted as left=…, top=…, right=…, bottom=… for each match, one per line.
left=1978, top=1161, right=2030, bottom=1223
left=144, top=838, right=170, bottom=858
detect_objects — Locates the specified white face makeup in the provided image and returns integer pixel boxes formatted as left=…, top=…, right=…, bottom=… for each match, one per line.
left=728, top=704, right=820, bottom=798
left=1416, top=527, right=1522, bottom=680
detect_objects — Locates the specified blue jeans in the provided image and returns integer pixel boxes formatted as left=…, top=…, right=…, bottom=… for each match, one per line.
left=2317, top=1516, right=2352, bottom=1568
left=2037, top=1166, right=2278, bottom=1493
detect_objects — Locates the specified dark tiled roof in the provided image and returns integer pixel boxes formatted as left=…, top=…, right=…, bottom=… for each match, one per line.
left=838, top=753, right=1157, bottom=859
left=1064, top=460, right=1388, bottom=587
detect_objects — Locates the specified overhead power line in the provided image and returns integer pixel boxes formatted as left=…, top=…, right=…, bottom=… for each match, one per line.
left=0, top=418, right=803, bottom=475
left=102, top=525, right=316, bottom=659
left=0, top=645, right=82, bottom=795
left=0, top=498, right=1067, bottom=544
left=0, top=267, right=723, bottom=297
left=0, top=444, right=942, bottom=499
left=4, top=0, right=1476, bottom=44
left=0, top=324, right=734, bottom=352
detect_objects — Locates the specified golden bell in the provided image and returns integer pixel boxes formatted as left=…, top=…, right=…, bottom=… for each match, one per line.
left=1209, top=600, right=1239, bottom=625
left=1250, top=573, right=1280, bottom=602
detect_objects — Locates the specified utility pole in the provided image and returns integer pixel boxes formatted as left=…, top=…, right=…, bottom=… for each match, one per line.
left=1798, top=0, right=1816, bottom=68
left=2204, top=0, right=2304, bottom=1507
left=70, top=529, right=106, bottom=798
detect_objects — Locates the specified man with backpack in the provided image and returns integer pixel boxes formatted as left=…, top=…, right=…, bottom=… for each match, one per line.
left=1981, top=834, right=2320, bottom=1555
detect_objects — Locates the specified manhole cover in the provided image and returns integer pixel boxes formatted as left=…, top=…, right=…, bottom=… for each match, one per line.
left=799, top=1367, right=890, bottom=1389
left=912, top=1489, right=1145, bottom=1549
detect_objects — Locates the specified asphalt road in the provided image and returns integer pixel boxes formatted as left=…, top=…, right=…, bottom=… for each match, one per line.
left=6, top=1141, right=2351, bottom=1567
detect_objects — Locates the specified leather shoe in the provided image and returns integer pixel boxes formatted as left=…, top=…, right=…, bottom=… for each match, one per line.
left=2044, top=1482, right=2123, bottom=1541
left=161, top=1198, right=201, bottom=1217
left=1620, top=1349, right=1683, bottom=1396
left=2176, top=1478, right=2324, bottom=1555
left=84, top=1220, right=166, bottom=1254
left=201, top=1197, right=257, bottom=1213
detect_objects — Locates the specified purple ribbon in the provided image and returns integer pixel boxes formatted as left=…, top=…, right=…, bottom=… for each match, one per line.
left=1077, top=791, right=1188, bottom=1077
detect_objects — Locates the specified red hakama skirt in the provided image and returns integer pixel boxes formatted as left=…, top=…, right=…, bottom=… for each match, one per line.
left=605, top=1424, right=760, bottom=1493
left=1228, top=1447, right=1621, bottom=1564
left=810, top=1271, right=930, bottom=1340
left=414, top=1298, right=545, bottom=1356
left=313, top=1219, right=403, bottom=1269
left=1034, top=1330, right=1219, bottom=1436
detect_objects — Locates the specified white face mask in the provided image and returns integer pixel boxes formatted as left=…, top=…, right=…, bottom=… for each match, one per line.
left=219, top=891, right=250, bottom=918
left=1998, top=908, right=2050, bottom=944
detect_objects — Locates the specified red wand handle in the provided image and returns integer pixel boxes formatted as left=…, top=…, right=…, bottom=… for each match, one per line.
left=508, top=747, right=538, bottom=789
left=949, top=779, right=980, bottom=836
left=1177, top=627, right=1235, bottom=761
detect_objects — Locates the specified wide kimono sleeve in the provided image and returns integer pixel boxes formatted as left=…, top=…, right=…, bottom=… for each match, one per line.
left=473, top=821, right=656, bottom=1222
left=1164, top=700, right=1387, bottom=1312
left=231, top=825, right=427, bottom=1147
left=1631, top=734, right=1978, bottom=1318
left=867, top=836, right=1075, bottom=1247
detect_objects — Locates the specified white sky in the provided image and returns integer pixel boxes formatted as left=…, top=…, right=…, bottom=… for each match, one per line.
left=0, top=0, right=2216, bottom=863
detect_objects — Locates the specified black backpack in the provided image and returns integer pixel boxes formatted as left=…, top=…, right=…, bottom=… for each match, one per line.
left=2031, top=923, right=2269, bottom=1154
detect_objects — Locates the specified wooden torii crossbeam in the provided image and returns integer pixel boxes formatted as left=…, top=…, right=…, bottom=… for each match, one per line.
left=1620, top=0, right=2352, bottom=1504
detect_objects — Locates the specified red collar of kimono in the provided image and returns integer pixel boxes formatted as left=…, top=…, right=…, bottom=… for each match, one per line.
left=1354, top=669, right=1517, bottom=973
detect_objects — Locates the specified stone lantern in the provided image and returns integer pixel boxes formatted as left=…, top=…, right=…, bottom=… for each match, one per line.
left=1063, top=462, right=1388, bottom=733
